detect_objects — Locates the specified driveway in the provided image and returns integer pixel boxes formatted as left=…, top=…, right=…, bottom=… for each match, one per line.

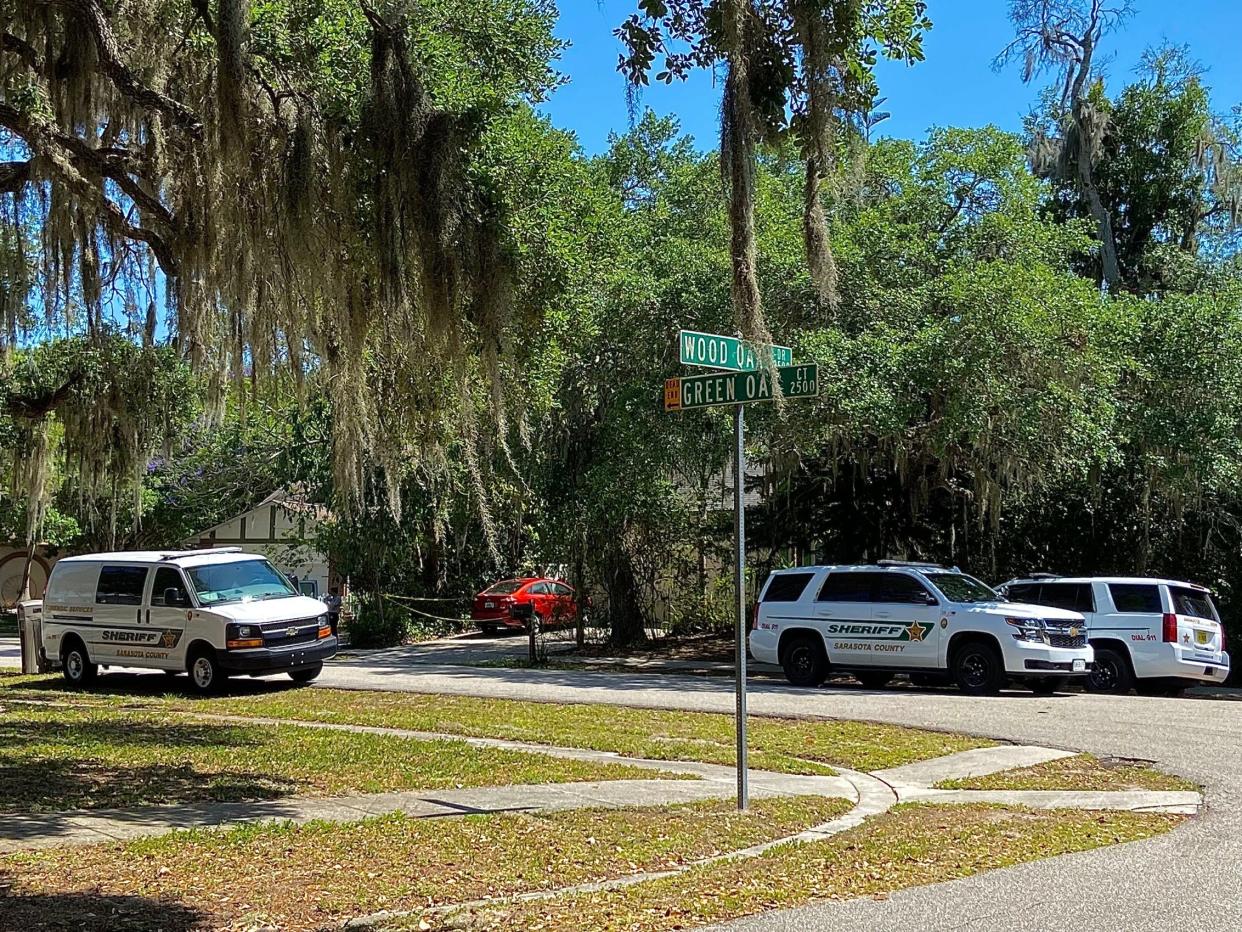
left=314, top=656, right=1242, bottom=931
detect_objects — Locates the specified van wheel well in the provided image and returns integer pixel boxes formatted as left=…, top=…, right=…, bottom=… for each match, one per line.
left=185, top=640, right=216, bottom=669
left=778, top=628, right=827, bottom=666
left=60, top=632, right=87, bottom=660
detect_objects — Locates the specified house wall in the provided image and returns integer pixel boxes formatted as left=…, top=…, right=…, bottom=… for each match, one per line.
left=185, top=502, right=331, bottom=599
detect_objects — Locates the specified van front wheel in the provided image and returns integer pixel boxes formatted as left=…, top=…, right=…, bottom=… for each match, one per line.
left=187, top=649, right=225, bottom=695
left=289, top=663, right=323, bottom=684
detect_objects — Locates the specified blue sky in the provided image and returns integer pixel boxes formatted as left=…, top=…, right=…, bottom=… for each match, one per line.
left=540, top=1, right=1242, bottom=154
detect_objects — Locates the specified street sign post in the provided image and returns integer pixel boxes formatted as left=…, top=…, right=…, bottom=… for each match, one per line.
left=664, top=333, right=819, bottom=811
left=679, top=329, right=793, bottom=371
left=663, top=364, right=819, bottom=412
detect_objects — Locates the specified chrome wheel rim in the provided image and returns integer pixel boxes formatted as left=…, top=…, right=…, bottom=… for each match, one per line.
left=66, top=651, right=83, bottom=680
left=192, top=657, right=214, bottom=689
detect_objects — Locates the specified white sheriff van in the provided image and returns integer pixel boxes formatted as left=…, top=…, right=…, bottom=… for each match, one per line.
left=36, top=548, right=337, bottom=694
left=998, top=575, right=1230, bottom=695
left=750, top=561, right=1093, bottom=695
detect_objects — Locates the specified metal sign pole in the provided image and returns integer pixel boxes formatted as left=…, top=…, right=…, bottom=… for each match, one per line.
left=733, top=402, right=749, bottom=810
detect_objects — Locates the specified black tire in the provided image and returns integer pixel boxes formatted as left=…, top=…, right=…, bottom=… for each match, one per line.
left=855, top=671, right=893, bottom=690
left=1086, top=645, right=1134, bottom=694
left=187, top=647, right=226, bottom=695
left=951, top=639, right=1006, bottom=695
left=289, top=663, right=323, bottom=684
left=61, top=638, right=97, bottom=688
left=781, top=633, right=828, bottom=688
left=1028, top=676, right=1066, bottom=696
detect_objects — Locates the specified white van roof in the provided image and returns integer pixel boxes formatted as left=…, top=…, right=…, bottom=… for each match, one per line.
left=57, top=548, right=263, bottom=569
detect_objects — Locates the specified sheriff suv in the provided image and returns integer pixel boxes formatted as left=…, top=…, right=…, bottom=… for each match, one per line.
left=750, top=562, right=1093, bottom=695
left=998, top=575, right=1229, bottom=696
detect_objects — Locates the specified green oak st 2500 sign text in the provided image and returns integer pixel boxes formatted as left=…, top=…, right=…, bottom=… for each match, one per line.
left=663, top=365, right=819, bottom=411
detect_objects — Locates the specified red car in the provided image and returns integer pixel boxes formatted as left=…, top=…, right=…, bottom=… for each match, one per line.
left=471, top=578, right=579, bottom=633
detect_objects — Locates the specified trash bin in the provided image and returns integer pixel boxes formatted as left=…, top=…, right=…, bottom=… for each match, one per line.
left=17, top=600, right=47, bottom=674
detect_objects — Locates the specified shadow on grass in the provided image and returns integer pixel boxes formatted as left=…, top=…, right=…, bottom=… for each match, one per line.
left=0, top=889, right=207, bottom=931
left=0, top=670, right=305, bottom=701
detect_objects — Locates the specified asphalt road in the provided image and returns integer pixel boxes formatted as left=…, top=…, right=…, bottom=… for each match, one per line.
left=315, top=656, right=1242, bottom=932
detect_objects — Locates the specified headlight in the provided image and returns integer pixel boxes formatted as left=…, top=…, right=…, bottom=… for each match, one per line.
left=225, top=622, right=264, bottom=650
left=1005, top=617, right=1048, bottom=643
left=317, top=614, right=328, bottom=627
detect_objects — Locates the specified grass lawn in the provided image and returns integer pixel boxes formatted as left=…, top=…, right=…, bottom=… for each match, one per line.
left=934, top=753, right=1199, bottom=792
left=0, top=704, right=674, bottom=813
left=406, top=804, right=1183, bottom=932
left=0, top=673, right=994, bottom=775
left=0, top=796, right=850, bottom=931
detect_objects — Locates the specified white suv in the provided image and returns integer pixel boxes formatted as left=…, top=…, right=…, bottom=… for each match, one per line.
left=998, top=575, right=1230, bottom=695
left=750, top=562, right=1093, bottom=695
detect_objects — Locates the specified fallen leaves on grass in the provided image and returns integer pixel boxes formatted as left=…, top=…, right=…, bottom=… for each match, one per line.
left=409, top=804, right=1183, bottom=931
left=0, top=796, right=850, bottom=931
left=0, top=705, right=676, bottom=813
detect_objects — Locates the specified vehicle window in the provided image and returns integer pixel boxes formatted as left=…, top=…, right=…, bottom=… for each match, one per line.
left=875, top=574, right=932, bottom=604
left=485, top=580, right=525, bottom=595
left=762, top=572, right=814, bottom=602
left=925, top=573, right=997, bottom=603
left=552, top=583, right=574, bottom=597
left=186, top=559, right=298, bottom=605
left=528, top=582, right=551, bottom=595
left=1039, top=583, right=1095, bottom=613
left=150, top=567, right=187, bottom=606
left=817, top=572, right=881, bottom=602
left=1108, top=583, right=1162, bottom=614
left=1005, top=583, right=1042, bottom=604
left=1170, top=587, right=1216, bottom=620
left=96, top=566, right=149, bottom=606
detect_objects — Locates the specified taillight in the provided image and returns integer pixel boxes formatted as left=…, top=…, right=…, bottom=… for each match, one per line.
left=750, top=603, right=759, bottom=630
left=1162, top=613, right=1178, bottom=643
left=1220, top=625, right=1227, bottom=653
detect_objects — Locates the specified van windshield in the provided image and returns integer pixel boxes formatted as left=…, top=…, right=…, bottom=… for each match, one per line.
left=187, top=559, right=298, bottom=605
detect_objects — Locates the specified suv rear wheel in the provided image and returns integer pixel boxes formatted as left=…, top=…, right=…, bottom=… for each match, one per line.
left=781, top=633, right=828, bottom=688
left=1085, top=645, right=1134, bottom=694
left=951, top=639, right=1005, bottom=695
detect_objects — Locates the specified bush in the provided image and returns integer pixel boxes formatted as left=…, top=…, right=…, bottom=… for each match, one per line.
left=347, top=597, right=414, bottom=648
left=345, top=595, right=473, bottom=648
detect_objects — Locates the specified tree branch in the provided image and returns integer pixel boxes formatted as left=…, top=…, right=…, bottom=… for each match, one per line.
left=5, top=370, right=86, bottom=421
left=0, top=160, right=32, bottom=193
left=0, top=104, right=180, bottom=277
left=36, top=0, right=204, bottom=138
left=1, top=31, right=40, bottom=70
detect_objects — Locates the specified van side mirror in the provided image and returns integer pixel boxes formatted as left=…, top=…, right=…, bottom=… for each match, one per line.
left=164, top=587, right=189, bottom=608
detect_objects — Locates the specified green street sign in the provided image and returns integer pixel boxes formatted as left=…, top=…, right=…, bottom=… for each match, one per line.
left=679, top=329, right=793, bottom=371
left=664, top=364, right=819, bottom=411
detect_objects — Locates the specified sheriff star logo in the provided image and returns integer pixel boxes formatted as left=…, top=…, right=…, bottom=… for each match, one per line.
left=1183, top=632, right=1191, bottom=644
left=907, top=622, right=928, bottom=642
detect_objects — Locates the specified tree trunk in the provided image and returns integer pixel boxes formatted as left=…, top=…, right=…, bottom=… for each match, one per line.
left=605, top=543, right=646, bottom=647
